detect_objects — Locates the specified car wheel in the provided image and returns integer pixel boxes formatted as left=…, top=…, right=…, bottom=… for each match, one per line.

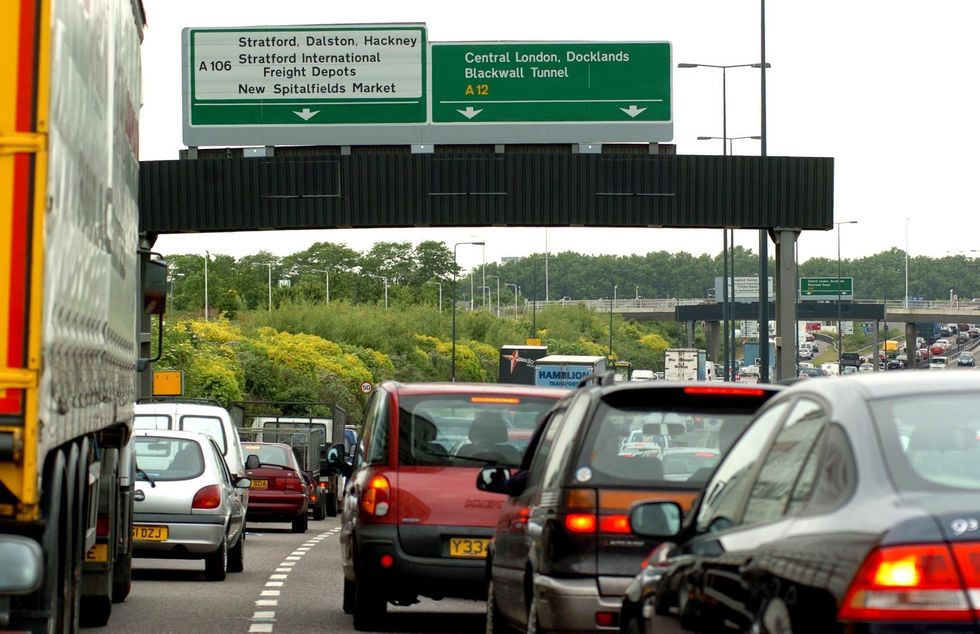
left=351, top=574, right=386, bottom=631
left=326, top=492, right=339, bottom=518
left=292, top=510, right=308, bottom=533
left=342, top=577, right=355, bottom=615
left=204, top=537, right=228, bottom=581
left=751, top=597, right=793, bottom=634
left=622, top=615, right=643, bottom=634
left=227, top=532, right=245, bottom=573
left=486, top=577, right=515, bottom=634
left=526, top=593, right=546, bottom=634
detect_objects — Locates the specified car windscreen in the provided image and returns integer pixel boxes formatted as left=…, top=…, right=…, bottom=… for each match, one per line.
left=575, top=393, right=772, bottom=487
left=871, top=395, right=980, bottom=491
left=134, top=437, right=205, bottom=481
left=396, top=394, right=558, bottom=467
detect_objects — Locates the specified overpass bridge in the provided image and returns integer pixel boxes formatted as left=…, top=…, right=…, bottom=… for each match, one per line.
left=524, top=297, right=980, bottom=374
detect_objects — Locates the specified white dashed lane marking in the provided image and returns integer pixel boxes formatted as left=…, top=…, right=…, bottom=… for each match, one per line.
left=247, top=530, right=335, bottom=632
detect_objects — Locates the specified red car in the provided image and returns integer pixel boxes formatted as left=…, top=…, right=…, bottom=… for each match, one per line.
left=327, top=382, right=566, bottom=631
left=242, top=442, right=310, bottom=533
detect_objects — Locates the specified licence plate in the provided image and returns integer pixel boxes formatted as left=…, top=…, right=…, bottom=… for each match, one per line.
left=250, top=479, right=268, bottom=489
left=131, top=525, right=168, bottom=541
left=448, top=537, right=489, bottom=558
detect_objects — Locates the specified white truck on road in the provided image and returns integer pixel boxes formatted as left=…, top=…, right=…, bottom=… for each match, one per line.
left=664, top=349, right=714, bottom=381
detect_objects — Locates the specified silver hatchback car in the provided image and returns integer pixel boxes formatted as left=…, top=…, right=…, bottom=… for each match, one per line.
left=132, top=430, right=250, bottom=581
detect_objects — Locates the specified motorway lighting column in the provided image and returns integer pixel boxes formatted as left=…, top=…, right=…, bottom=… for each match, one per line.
left=452, top=241, right=484, bottom=381
left=836, top=221, right=858, bottom=362
left=505, top=283, right=519, bottom=318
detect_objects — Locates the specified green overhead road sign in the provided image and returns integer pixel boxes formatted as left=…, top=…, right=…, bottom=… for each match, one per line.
left=799, top=277, right=854, bottom=301
left=183, top=25, right=427, bottom=145
left=431, top=42, right=671, bottom=124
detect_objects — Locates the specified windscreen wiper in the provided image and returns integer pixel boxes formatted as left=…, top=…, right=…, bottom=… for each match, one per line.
left=135, top=465, right=156, bottom=488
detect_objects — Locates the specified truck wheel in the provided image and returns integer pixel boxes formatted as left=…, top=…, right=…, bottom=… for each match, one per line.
left=205, top=537, right=228, bottom=581
left=312, top=496, right=326, bottom=521
left=79, top=596, right=112, bottom=628
left=112, top=549, right=132, bottom=602
left=326, top=492, right=339, bottom=518
left=292, top=510, right=308, bottom=533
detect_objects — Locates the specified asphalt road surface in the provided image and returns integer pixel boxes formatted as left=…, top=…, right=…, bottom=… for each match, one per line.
left=92, top=517, right=486, bottom=634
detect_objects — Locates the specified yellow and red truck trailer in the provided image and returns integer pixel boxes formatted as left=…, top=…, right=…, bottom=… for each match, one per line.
left=1, top=0, right=153, bottom=629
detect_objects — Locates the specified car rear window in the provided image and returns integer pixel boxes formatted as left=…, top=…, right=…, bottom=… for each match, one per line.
left=396, top=394, right=557, bottom=467
left=242, top=443, right=294, bottom=468
left=575, top=391, right=774, bottom=488
left=134, top=437, right=205, bottom=481
left=872, top=395, right=980, bottom=491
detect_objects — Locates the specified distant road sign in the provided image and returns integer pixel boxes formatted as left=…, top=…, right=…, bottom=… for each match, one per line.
left=713, top=276, right=774, bottom=303
left=359, top=381, right=373, bottom=394
left=183, top=24, right=427, bottom=145
left=800, top=277, right=854, bottom=301
left=429, top=41, right=672, bottom=143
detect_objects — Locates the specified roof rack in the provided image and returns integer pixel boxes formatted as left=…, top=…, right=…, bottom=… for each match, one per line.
left=137, top=396, right=225, bottom=407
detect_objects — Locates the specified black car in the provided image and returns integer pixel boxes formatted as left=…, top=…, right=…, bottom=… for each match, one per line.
left=957, top=352, right=975, bottom=367
left=477, top=379, right=780, bottom=633
left=623, top=371, right=980, bottom=634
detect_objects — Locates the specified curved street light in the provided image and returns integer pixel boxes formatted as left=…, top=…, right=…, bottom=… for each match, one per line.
left=452, top=241, right=484, bottom=381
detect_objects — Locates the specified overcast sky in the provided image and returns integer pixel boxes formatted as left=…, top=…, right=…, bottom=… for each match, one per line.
left=140, top=1, right=980, bottom=272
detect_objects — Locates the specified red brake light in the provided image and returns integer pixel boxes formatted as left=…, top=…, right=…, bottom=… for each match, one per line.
left=192, top=485, right=222, bottom=510
left=564, top=513, right=596, bottom=533
left=362, top=475, right=391, bottom=517
left=284, top=474, right=305, bottom=492
left=470, top=396, right=521, bottom=404
left=683, top=386, right=766, bottom=396
left=599, top=514, right=631, bottom=534
left=839, top=544, right=972, bottom=622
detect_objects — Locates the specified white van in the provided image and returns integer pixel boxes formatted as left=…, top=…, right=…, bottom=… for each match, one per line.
left=134, top=401, right=248, bottom=482
left=630, top=369, right=656, bottom=382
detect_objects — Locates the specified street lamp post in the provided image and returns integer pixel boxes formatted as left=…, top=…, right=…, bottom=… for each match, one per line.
left=309, top=268, right=331, bottom=304
left=366, top=273, right=388, bottom=309
left=487, top=275, right=501, bottom=316
left=203, top=251, right=210, bottom=321
left=452, top=241, right=484, bottom=381
left=609, top=284, right=618, bottom=356
left=904, top=219, right=909, bottom=309
left=252, top=262, right=273, bottom=312
left=836, top=220, right=858, bottom=363
left=505, top=283, right=518, bottom=318
left=426, top=280, right=443, bottom=313
left=680, top=61, right=768, bottom=381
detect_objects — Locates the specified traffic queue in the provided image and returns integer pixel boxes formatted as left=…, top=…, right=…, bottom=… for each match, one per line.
left=325, top=370, right=980, bottom=634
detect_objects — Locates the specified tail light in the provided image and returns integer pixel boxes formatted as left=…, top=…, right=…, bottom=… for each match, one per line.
left=560, top=490, right=632, bottom=535
left=683, top=386, right=765, bottom=396
left=284, top=474, right=305, bottom=492
left=362, top=475, right=390, bottom=517
left=96, top=514, right=110, bottom=537
left=192, top=485, right=222, bottom=510
left=839, top=544, right=973, bottom=621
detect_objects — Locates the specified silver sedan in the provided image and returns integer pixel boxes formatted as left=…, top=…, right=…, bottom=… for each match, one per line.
left=132, top=429, right=250, bottom=581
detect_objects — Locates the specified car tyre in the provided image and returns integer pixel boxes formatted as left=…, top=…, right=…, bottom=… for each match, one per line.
left=79, top=595, right=111, bottom=628
left=204, top=537, right=227, bottom=581
left=326, top=492, right=339, bottom=518
left=227, top=531, right=245, bottom=573
left=111, top=549, right=132, bottom=603
left=351, top=574, right=386, bottom=631
left=292, top=510, right=309, bottom=533
left=342, top=577, right=355, bottom=614
left=486, top=577, right=515, bottom=634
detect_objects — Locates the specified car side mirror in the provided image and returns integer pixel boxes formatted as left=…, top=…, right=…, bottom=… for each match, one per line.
left=234, top=477, right=251, bottom=489
left=476, top=466, right=512, bottom=494
left=629, top=500, right=682, bottom=538
left=245, top=454, right=260, bottom=470
left=322, top=443, right=352, bottom=478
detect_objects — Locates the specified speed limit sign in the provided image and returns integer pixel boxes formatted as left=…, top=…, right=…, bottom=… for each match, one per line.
left=359, top=381, right=373, bottom=394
